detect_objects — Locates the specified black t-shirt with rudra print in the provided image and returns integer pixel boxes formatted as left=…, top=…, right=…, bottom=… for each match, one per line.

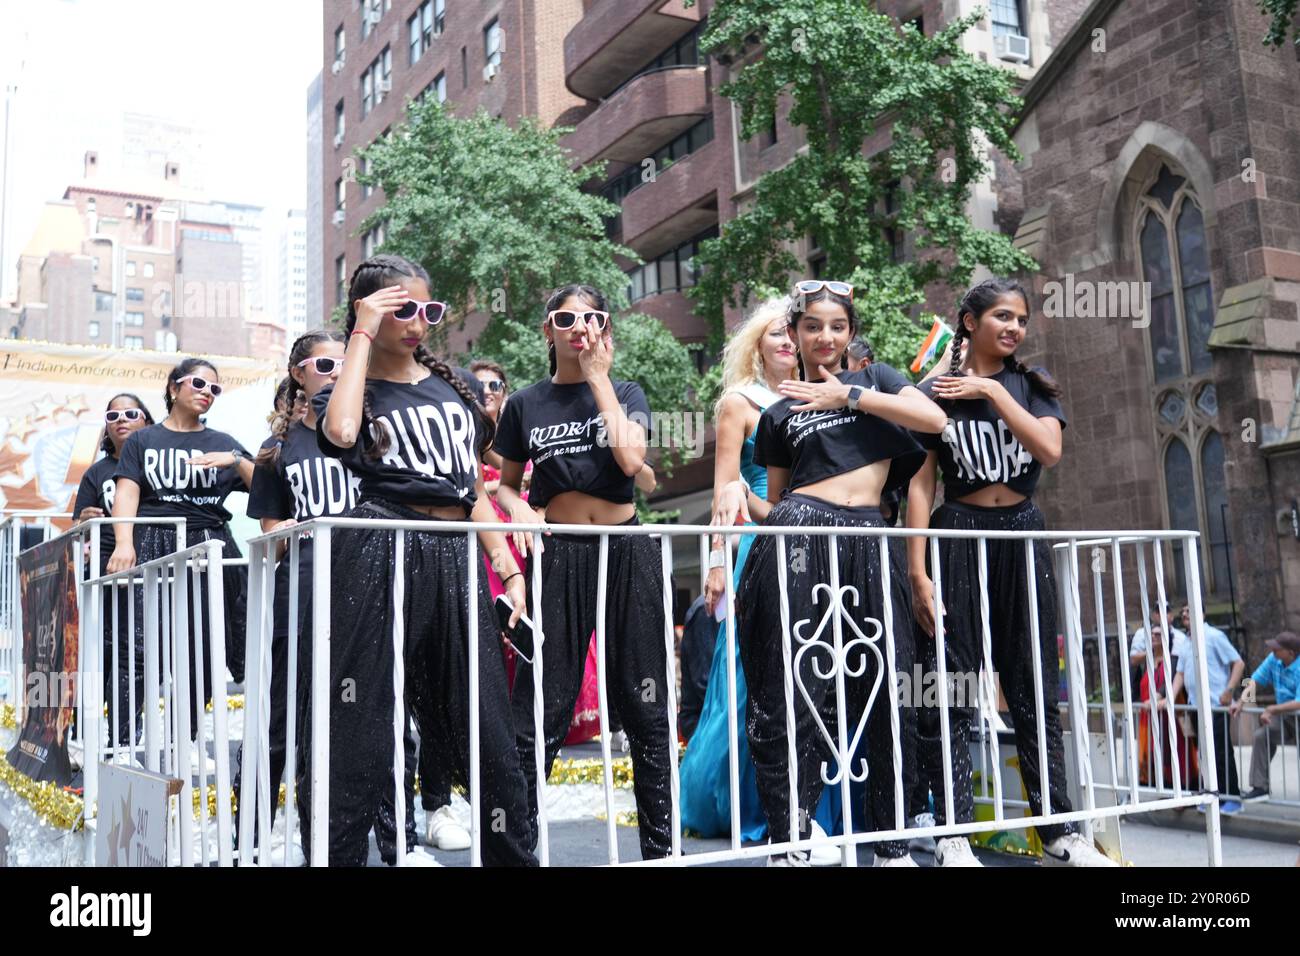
left=492, top=378, right=651, bottom=510
left=754, top=363, right=926, bottom=498
left=114, top=424, right=251, bottom=530
left=915, top=364, right=1067, bottom=500
left=74, top=455, right=121, bottom=566
left=312, top=368, right=486, bottom=511
left=247, top=421, right=361, bottom=523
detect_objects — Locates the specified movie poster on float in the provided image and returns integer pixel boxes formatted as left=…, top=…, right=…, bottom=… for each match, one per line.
left=6, top=534, right=79, bottom=784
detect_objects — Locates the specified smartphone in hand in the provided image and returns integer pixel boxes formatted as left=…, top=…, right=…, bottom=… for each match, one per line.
left=495, top=595, right=537, bottom=661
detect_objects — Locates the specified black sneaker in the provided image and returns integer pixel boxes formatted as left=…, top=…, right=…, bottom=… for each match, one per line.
left=1240, top=787, right=1269, bottom=802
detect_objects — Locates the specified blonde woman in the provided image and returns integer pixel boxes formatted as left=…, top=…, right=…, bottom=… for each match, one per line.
left=680, top=297, right=838, bottom=853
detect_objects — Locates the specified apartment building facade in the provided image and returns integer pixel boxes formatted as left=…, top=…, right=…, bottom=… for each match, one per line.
left=320, top=0, right=586, bottom=334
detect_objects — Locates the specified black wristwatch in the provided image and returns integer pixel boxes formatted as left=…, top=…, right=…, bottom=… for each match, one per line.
left=844, top=384, right=866, bottom=410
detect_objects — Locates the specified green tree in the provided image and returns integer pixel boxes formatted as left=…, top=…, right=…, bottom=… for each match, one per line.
left=355, top=96, right=632, bottom=356
left=1260, top=0, right=1299, bottom=46
left=355, top=98, right=703, bottom=517
left=685, top=0, right=1037, bottom=372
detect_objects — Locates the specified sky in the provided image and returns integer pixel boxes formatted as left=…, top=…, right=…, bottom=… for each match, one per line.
left=0, top=0, right=323, bottom=302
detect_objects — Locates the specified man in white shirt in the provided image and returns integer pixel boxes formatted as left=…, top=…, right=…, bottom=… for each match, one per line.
left=1167, top=605, right=1245, bottom=811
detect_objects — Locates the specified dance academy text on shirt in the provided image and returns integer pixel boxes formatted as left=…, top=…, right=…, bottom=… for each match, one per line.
left=527, top=413, right=607, bottom=465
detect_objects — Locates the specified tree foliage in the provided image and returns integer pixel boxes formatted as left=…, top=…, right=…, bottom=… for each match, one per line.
left=356, top=97, right=633, bottom=356
left=354, top=100, right=704, bottom=516
left=1259, top=0, right=1300, bottom=46
left=684, top=0, right=1037, bottom=370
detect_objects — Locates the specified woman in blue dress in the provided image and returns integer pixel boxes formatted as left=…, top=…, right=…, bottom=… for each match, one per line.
left=680, top=299, right=842, bottom=852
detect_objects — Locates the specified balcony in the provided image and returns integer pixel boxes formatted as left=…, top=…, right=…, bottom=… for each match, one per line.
left=564, top=0, right=703, bottom=102
left=620, top=138, right=722, bottom=255
left=563, top=66, right=710, bottom=169
left=628, top=288, right=707, bottom=340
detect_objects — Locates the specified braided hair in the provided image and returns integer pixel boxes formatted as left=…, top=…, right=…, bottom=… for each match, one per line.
left=787, top=284, right=859, bottom=381
left=950, top=278, right=1062, bottom=398
left=257, top=330, right=345, bottom=467
left=345, top=254, right=493, bottom=460
left=99, top=393, right=155, bottom=456
left=164, top=357, right=218, bottom=413
left=544, top=284, right=609, bottom=376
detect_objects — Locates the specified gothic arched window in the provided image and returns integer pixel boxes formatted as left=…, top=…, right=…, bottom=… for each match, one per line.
left=1136, top=163, right=1225, bottom=596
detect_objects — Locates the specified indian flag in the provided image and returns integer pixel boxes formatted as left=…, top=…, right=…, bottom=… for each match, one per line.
left=910, top=318, right=953, bottom=374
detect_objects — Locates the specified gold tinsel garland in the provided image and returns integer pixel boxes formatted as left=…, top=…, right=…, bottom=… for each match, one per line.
left=0, top=702, right=84, bottom=830
left=0, top=700, right=648, bottom=834
left=544, top=755, right=636, bottom=789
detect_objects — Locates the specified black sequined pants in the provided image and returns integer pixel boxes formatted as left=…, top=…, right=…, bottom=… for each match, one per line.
left=234, top=548, right=417, bottom=860
left=511, top=518, right=673, bottom=860
left=736, top=493, right=917, bottom=858
left=325, top=499, right=535, bottom=867
left=134, top=523, right=247, bottom=741
left=916, top=498, right=1076, bottom=843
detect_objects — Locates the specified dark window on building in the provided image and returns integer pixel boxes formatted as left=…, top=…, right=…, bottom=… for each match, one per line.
left=625, top=226, right=719, bottom=303
left=484, top=17, right=503, bottom=77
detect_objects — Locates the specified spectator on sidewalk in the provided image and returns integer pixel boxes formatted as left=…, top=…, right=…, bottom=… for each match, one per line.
left=1231, top=632, right=1300, bottom=802
left=1130, top=603, right=1189, bottom=671
left=1166, top=607, right=1244, bottom=812
left=678, top=594, right=717, bottom=743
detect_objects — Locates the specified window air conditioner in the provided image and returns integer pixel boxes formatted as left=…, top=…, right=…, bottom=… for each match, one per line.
left=993, top=33, right=1031, bottom=63
left=332, top=210, right=346, bottom=226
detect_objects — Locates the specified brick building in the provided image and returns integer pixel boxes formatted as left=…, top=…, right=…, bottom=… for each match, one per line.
left=320, top=0, right=586, bottom=327
left=9, top=151, right=285, bottom=360
left=1006, top=0, right=1300, bottom=654
left=318, top=1, right=1298, bottom=638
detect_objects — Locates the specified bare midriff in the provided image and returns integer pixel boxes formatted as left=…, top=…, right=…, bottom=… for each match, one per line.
left=791, top=459, right=891, bottom=508
left=951, top=483, right=1027, bottom=508
left=544, top=490, right=636, bottom=526
left=407, top=502, right=472, bottom=520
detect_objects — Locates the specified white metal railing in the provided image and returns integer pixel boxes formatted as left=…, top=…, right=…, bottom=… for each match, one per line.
left=17, top=515, right=251, bottom=867
left=76, top=519, right=239, bottom=866
left=232, top=517, right=1223, bottom=868
left=1081, top=700, right=1300, bottom=809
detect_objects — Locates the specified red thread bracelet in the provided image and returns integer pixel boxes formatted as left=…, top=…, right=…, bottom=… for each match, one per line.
left=351, top=330, right=374, bottom=344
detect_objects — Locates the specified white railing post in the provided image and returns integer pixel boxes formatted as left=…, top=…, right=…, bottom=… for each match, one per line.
left=659, top=533, right=682, bottom=860
left=391, top=530, right=407, bottom=866
left=1182, top=534, right=1222, bottom=866
left=594, top=533, right=617, bottom=864
left=529, top=529, right=549, bottom=867
left=310, top=524, right=332, bottom=868
left=238, top=537, right=266, bottom=865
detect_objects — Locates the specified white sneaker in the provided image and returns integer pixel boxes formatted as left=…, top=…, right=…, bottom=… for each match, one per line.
left=188, top=745, right=217, bottom=776
left=934, top=836, right=983, bottom=867
left=907, top=812, right=937, bottom=853
left=399, top=847, right=443, bottom=867
left=808, top=820, right=841, bottom=867
left=1042, top=832, right=1119, bottom=867
left=766, top=850, right=811, bottom=867
left=424, top=805, right=471, bottom=851
left=875, top=852, right=919, bottom=867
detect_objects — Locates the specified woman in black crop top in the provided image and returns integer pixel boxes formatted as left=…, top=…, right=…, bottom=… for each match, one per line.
left=726, top=280, right=945, bottom=866
left=108, top=357, right=253, bottom=747
left=905, top=277, right=1113, bottom=867
left=492, top=283, right=673, bottom=861
left=314, top=254, right=534, bottom=867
